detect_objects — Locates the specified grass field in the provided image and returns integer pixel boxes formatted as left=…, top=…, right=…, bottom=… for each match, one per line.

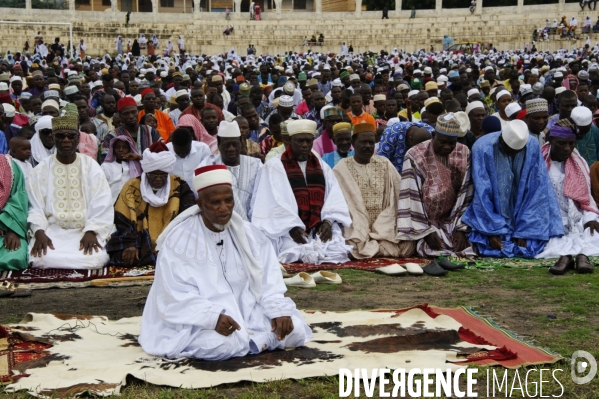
left=2, top=266, right=599, bottom=398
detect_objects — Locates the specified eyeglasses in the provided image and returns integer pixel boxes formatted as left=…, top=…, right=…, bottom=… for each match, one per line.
left=39, top=129, right=53, bottom=136
left=146, top=172, right=168, bottom=180
left=54, top=133, right=79, bottom=141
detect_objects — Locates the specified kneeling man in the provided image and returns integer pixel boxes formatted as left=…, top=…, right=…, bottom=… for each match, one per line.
left=27, top=115, right=114, bottom=269
left=333, top=123, right=414, bottom=258
left=139, top=165, right=311, bottom=360
left=462, top=120, right=564, bottom=258
left=397, top=114, right=475, bottom=257
left=537, top=125, right=599, bottom=274
left=251, top=120, right=353, bottom=264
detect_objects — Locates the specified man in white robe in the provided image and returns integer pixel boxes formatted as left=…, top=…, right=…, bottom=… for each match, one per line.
left=199, top=120, right=262, bottom=221
left=167, top=127, right=211, bottom=199
left=251, top=120, right=352, bottom=264
left=333, top=123, right=414, bottom=259
left=139, top=165, right=311, bottom=360
left=27, top=115, right=114, bottom=270
left=537, top=124, right=599, bottom=274
left=29, top=115, right=55, bottom=168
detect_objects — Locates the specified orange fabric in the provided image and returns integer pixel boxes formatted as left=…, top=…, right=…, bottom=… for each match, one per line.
left=138, top=109, right=175, bottom=141
left=347, top=111, right=376, bottom=126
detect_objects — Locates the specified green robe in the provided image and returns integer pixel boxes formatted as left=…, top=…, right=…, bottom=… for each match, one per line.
left=0, top=160, right=28, bottom=271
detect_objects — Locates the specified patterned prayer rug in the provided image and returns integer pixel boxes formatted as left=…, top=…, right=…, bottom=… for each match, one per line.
left=0, top=266, right=155, bottom=287
left=3, top=305, right=561, bottom=396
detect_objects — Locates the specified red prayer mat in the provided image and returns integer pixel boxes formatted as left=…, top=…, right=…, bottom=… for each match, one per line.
left=0, top=326, right=53, bottom=383
left=375, top=304, right=561, bottom=369
left=282, top=257, right=428, bottom=274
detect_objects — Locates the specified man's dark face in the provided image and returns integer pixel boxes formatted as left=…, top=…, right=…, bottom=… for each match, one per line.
left=142, top=93, right=156, bottom=110
left=302, top=88, right=312, bottom=103
left=526, top=111, right=548, bottom=134
left=202, top=109, right=218, bottom=131
left=350, top=95, right=363, bottom=114
left=511, top=80, right=520, bottom=95
left=214, top=80, right=224, bottom=94
left=324, top=115, right=342, bottom=135
left=176, top=95, right=190, bottom=111
left=196, top=185, right=235, bottom=229
left=584, top=98, right=598, bottom=114
left=80, top=83, right=90, bottom=97
left=334, top=131, right=352, bottom=155
left=384, top=100, right=398, bottom=116
left=468, top=108, right=487, bottom=133
left=249, top=75, right=259, bottom=86
left=259, top=65, right=268, bottom=75
left=549, top=136, right=576, bottom=162
left=74, top=99, right=89, bottom=123
left=119, top=105, right=139, bottom=128
left=11, top=81, right=22, bottom=94
left=242, top=107, right=260, bottom=129
left=484, top=70, right=495, bottom=82
left=578, top=85, right=590, bottom=99
left=351, top=79, right=361, bottom=90
left=146, top=170, right=168, bottom=190
left=53, top=130, right=79, bottom=157
left=322, top=69, right=331, bottom=82
left=120, top=73, right=130, bottom=84
left=173, top=141, right=191, bottom=159
left=432, top=132, right=457, bottom=157
left=42, top=106, right=59, bottom=117
left=250, top=90, right=262, bottom=106
left=31, top=98, right=42, bottom=114
left=559, top=96, right=578, bottom=118
left=290, top=133, right=314, bottom=162
left=173, top=75, right=183, bottom=89
left=101, top=94, right=117, bottom=115
left=571, top=63, right=580, bottom=76
left=191, top=90, right=205, bottom=108
left=219, top=137, right=242, bottom=165
left=38, top=128, right=54, bottom=148
left=278, top=105, right=293, bottom=119
left=331, top=86, right=342, bottom=102
left=33, top=75, right=44, bottom=89
left=312, top=92, right=326, bottom=111
left=352, top=132, right=376, bottom=162
left=129, top=82, right=139, bottom=96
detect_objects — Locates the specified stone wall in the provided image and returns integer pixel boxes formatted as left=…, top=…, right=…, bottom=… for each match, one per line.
left=0, top=3, right=592, bottom=56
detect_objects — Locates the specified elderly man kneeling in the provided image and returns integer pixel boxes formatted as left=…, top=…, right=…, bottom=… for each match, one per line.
left=139, top=165, right=312, bottom=360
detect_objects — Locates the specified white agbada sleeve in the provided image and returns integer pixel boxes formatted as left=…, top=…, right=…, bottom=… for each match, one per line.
left=26, top=157, right=50, bottom=234
left=80, top=155, right=114, bottom=240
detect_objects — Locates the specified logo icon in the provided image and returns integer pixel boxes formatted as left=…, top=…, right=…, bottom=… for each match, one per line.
left=571, top=350, right=597, bottom=384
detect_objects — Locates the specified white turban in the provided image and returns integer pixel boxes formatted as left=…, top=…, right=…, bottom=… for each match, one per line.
left=140, top=147, right=176, bottom=173
left=35, top=115, right=54, bottom=133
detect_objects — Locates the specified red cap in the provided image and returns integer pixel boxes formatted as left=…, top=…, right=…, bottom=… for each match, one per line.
left=149, top=141, right=169, bottom=153
left=141, top=88, right=154, bottom=98
left=194, top=164, right=227, bottom=176
left=117, top=97, right=137, bottom=112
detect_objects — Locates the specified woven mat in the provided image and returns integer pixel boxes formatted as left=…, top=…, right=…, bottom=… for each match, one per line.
left=282, top=257, right=428, bottom=274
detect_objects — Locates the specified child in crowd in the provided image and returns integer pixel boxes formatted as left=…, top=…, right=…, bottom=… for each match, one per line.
left=8, top=136, right=32, bottom=181
left=101, top=136, right=142, bottom=204
left=78, top=121, right=100, bottom=161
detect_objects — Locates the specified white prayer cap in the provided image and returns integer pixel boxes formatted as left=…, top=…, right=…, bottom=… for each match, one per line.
left=2, top=104, right=15, bottom=118
left=332, top=78, right=344, bottom=87
left=140, top=142, right=176, bottom=173
left=160, top=71, right=168, bottom=78
left=193, top=164, right=233, bottom=194
left=467, top=88, right=480, bottom=98
left=465, top=101, right=485, bottom=115
left=408, top=90, right=420, bottom=98
left=0, top=82, right=8, bottom=91
left=349, top=74, right=360, bottom=81
left=495, top=90, right=511, bottom=100
left=35, top=115, right=54, bottom=133
left=571, top=106, right=593, bottom=126
left=217, top=120, right=241, bottom=138
left=502, top=120, right=529, bottom=151
left=41, top=99, right=59, bottom=111
left=373, top=94, right=386, bottom=102
left=484, top=66, right=494, bottom=72
left=437, top=75, right=448, bottom=83
left=454, top=111, right=471, bottom=138
left=519, top=84, right=532, bottom=96
left=287, top=119, right=317, bottom=137
left=64, top=86, right=79, bottom=96
left=9, top=76, right=21, bottom=83
left=174, top=89, right=188, bottom=98
left=554, top=71, right=564, bottom=78
left=505, top=102, right=522, bottom=118
left=278, top=95, right=294, bottom=108
left=423, top=67, right=432, bottom=74
left=555, top=87, right=567, bottom=95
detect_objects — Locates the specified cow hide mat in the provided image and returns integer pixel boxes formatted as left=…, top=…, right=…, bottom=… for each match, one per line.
left=6, top=309, right=495, bottom=397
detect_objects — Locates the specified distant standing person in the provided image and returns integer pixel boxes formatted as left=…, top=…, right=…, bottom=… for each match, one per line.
left=469, top=0, right=476, bottom=13
left=125, top=11, right=131, bottom=26
left=410, top=6, right=416, bottom=19
left=178, top=35, right=185, bottom=54
left=382, top=7, right=388, bottom=19
left=250, top=1, right=255, bottom=19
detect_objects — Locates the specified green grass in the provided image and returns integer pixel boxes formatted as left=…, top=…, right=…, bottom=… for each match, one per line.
left=2, top=266, right=599, bottom=398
